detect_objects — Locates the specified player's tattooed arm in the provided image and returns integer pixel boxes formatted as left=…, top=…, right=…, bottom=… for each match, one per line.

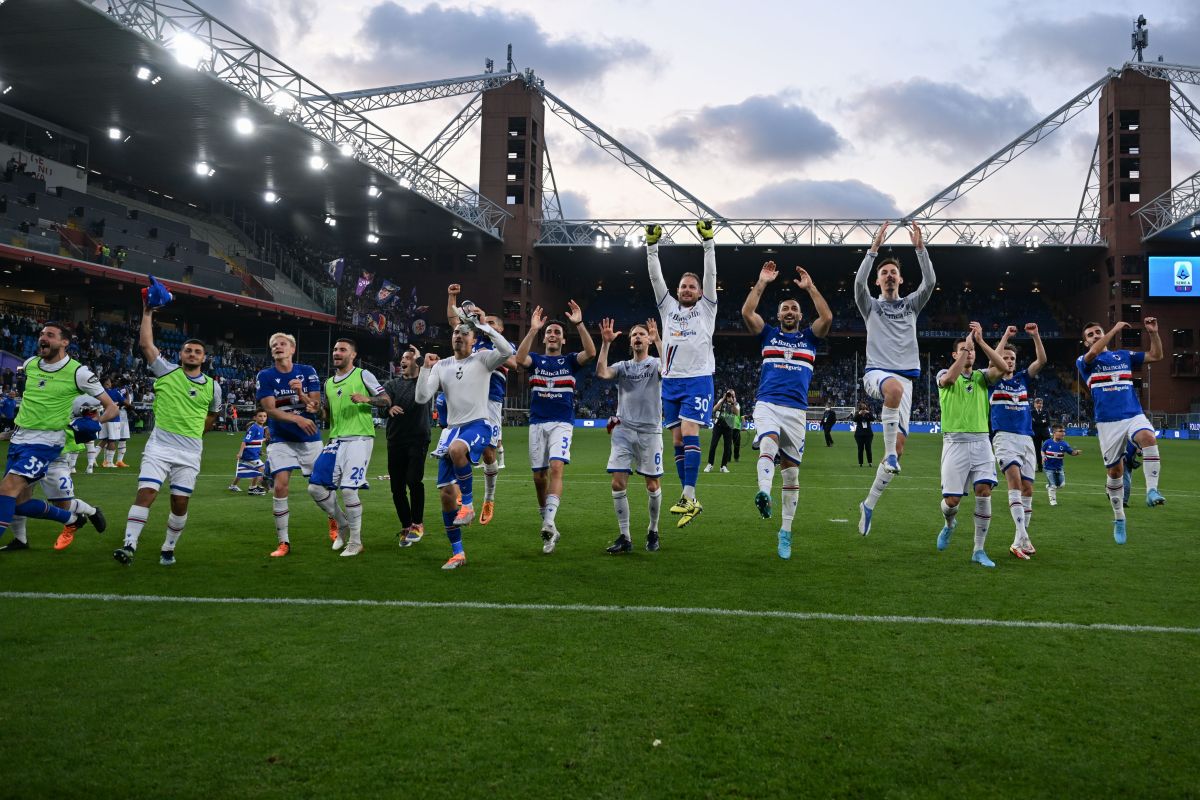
left=445, top=283, right=461, bottom=328
left=1143, top=317, right=1163, bottom=362
left=741, top=261, right=776, bottom=335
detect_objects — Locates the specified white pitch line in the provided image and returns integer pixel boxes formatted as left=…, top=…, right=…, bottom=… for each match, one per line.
left=2, top=591, right=1197, bottom=636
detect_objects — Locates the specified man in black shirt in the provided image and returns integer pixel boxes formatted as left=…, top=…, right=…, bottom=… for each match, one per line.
left=383, top=345, right=431, bottom=544
left=821, top=405, right=838, bottom=447
left=1031, top=397, right=1051, bottom=472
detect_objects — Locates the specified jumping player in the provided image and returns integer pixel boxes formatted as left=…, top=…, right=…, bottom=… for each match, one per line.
left=1077, top=318, right=1165, bottom=544
left=854, top=221, right=936, bottom=536
left=741, top=261, right=833, bottom=560
left=645, top=220, right=717, bottom=528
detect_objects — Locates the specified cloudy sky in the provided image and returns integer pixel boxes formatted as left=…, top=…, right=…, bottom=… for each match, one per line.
left=192, top=0, right=1200, bottom=220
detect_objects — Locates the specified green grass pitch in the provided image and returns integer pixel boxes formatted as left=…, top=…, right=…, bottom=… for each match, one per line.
left=1, top=428, right=1197, bottom=799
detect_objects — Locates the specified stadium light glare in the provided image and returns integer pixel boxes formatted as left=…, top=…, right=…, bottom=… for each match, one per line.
left=169, top=32, right=211, bottom=69
left=324, top=215, right=337, bottom=227
left=450, top=227, right=463, bottom=239
left=108, top=127, right=122, bottom=140
left=366, top=233, right=379, bottom=244
left=263, top=190, right=279, bottom=204
left=397, top=176, right=411, bottom=189
left=234, top=117, right=254, bottom=135
left=367, top=186, right=381, bottom=198
left=308, top=155, right=327, bottom=171
left=134, top=66, right=153, bottom=81
left=268, top=90, right=297, bottom=112
left=194, top=161, right=214, bottom=177
left=1, top=84, right=11, bottom=95
left=339, top=142, right=354, bottom=158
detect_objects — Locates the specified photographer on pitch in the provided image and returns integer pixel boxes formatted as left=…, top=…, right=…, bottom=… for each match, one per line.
left=705, top=389, right=740, bottom=473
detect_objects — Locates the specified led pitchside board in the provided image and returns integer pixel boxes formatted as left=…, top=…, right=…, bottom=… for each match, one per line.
left=1148, top=256, right=1198, bottom=296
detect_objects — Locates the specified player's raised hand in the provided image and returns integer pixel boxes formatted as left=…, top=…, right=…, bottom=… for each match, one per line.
left=759, top=261, right=779, bottom=283
left=969, top=321, right=984, bottom=341
left=645, top=318, right=658, bottom=340
left=599, top=318, right=622, bottom=343
left=793, top=267, right=813, bottom=290
left=1113, top=320, right=1131, bottom=332
left=530, top=306, right=547, bottom=331
left=565, top=299, right=583, bottom=325
left=871, top=222, right=890, bottom=252
left=1004, top=325, right=1018, bottom=339
left=1143, top=316, right=1158, bottom=333
left=1024, top=322, right=1040, bottom=336
left=423, top=353, right=439, bottom=368
left=909, top=221, right=924, bottom=249
left=447, top=283, right=461, bottom=297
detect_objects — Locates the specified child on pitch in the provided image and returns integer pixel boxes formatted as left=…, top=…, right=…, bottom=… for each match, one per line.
left=1040, top=424, right=1081, bottom=506
left=229, top=410, right=269, bottom=495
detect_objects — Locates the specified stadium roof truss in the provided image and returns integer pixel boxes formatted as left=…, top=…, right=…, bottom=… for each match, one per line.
left=96, top=0, right=511, bottom=239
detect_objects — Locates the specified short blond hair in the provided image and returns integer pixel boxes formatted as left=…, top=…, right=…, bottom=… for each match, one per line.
left=269, top=332, right=297, bottom=351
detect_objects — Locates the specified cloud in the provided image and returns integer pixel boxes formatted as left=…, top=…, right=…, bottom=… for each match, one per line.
left=342, top=2, right=652, bottom=88
left=657, top=95, right=844, bottom=166
left=724, top=178, right=901, bottom=218
left=193, top=0, right=314, bottom=52
left=556, top=189, right=591, bottom=218
left=851, top=79, right=1039, bottom=157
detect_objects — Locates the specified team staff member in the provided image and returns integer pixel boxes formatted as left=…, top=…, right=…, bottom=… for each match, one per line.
left=1031, top=398, right=1051, bottom=472
left=384, top=345, right=431, bottom=546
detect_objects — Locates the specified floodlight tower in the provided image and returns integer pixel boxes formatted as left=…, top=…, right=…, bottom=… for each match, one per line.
left=1132, top=15, right=1148, bottom=63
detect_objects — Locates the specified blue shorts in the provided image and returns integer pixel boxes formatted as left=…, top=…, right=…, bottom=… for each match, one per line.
left=662, top=375, right=714, bottom=429
left=6, top=443, right=63, bottom=482
left=1044, top=468, right=1065, bottom=488
left=436, top=420, right=492, bottom=488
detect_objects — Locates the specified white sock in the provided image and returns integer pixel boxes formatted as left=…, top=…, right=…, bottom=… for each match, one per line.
left=483, top=461, right=499, bottom=502
left=341, top=488, right=363, bottom=545
left=1021, top=495, right=1033, bottom=534
left=1007, top=489, right=1027, bottom=546
left=647, top=488, right=662, bottom=531
left=11, top=515, right=26, bottom=543
left=973, top=495, right=991, bottom=551
left=682, top=484, right=696, bottom=501
left=103, top=449, right=114, bottom=466
left=756, top=438, right=778, bottom=494
left=273, top=496, right=290, bottom=543
left=545, top=494, right=560, bottom=525
left=941, top=499, right=958, bottom=526
left=125, top=504, right=149, bottom=549
left=1107, top=477, right=1126, bottom=520
left=865, top=462, right=894, bottom=508
left=612, top=489, right=630, bottom=538
left=780, top=466, right=799, bottom=533
left=1142, top=445, right=1161, bottom=491
left=881, top=405, right=900, bottom=459
left=164, top=512, right=187, bottom=551
left=116, top=442, right=127, bottom=463
left=86, top=444, right=98, bottom=468
left=497, top=444, right=505, bottom=467
left=1047, top=484, right=1057, bottom=503
left=66, top=452, right=79, bottom=471
left=70, top=498, right=96, bottom=517
left=307, top=483, right=348, bottom=528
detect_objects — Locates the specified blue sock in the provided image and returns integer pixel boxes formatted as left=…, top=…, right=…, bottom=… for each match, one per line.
left=454, top=463, right=474, bottom=506
left=442, top=510, right=464, bottom=554
left=674, top=445, right=685, bottom=484
left=0, top=495, right=14, bottom=533
left=16, top=499, right=71, bottom=524
left=683, top=435, right=702, bottom=489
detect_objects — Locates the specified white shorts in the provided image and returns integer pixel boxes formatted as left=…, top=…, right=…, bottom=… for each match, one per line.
left=432, top=427, right=453, bottom=458
left=940, top=434, right=997, bottom=497
left=1097, top=414, right=1154, bottom=467
left=266, top=440, right=322, bottom=477
left=487, top=400, right=503, bottom=448
left=139, top=439, right=202, bottom=496
left=607, top=425, right=664, bottom=477
left=529, top=421, right=573, bottom=471
left=751, top=401, right=808, bottom=464
left=993, top=431, right=1036, bottom=482
left=863, top=370, right=913, bottom=435
left=119, top=411, right=131, bottom=439
left=41, top=454, right=75, bottom=501
left=318, top=437, right=374, bottom=490
left=103, top=421, right=122, bottom=441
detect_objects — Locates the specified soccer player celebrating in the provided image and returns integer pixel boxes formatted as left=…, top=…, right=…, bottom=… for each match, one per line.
left=935, top=322, right=1004, bottom=568
left=646, top=220, right=718, bottom=528
left=854, top=221, right=936, bottom=536
left=1077, top=318, right=1165, bottom=544
left=99, top=377, right=129, bottom=468
left=514, top=301, right=596, bottom=553
left=1041, top=424, right=1082, bottom=506
left=310, top=338, right=389, bottom=557
left=595, top=317, right=664, bottom=554
left=415, top=316, right=513, bottom=569
left=257, top=333, right=341, bottom=558
left=988, top=324, right=1047, bottom=560
left=0, top=322, right=116, bottom=551
left=229, top=410, right=269, bottom=495
left=113, top=305, right=221, bottom=566
left=741, top=261, right=833, bottom=559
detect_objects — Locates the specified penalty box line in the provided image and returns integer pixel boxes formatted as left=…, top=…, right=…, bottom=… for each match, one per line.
left=2, top=591, right=1198, bottom=636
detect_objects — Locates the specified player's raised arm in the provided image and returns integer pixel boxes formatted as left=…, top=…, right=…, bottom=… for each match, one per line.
left=741, top=261, right=778, bottom=335
left=566, top=301, right=597, bottom=365
left=445, top=283, right=461, bottom=327
left=1142, top=317, right=1163, bottom=362
left=474, top=318, right=514, bottom=369
left=514, top=306, right=545, bottom=369
left=979, top=324, right=1011, bottom=381
left=414, top=353, right=441, bottom=404
left=138, top=306, right=160, bottom=364
left=855, top=222, right=888, bottom=315
left=1083, top=321, right=1129, bottom=364
left=645, top=224, right=669, bottom=307
left=909, top=222, right=937, bottom=311
left=795, top=267, right=833, bottom=338
left=698, top=220, right=717, bottom=303
left=646, top=318, right=662, bottom=356
left=939, top=323, right=981, bottom=387
left=595, top=318, right=621, bottom=380
left=1025, top=322, right=1048, bottom=377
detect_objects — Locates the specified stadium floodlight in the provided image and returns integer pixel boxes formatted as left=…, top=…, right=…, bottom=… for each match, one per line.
left=108, top=127, right=122, bottom=140
left=134, top=65, right=153, bottom=81
left=268, top=90, right=297, bottom=112
left=594, top=234, right=611, bottom=251
left=234, top=117, right=254, bottom=135
left=169, top=32, right=211, bottom=70
left=339, top=142, right=354, bottom=158
left=450, top=227, right=463, bottom=239
left=194, top=160, right=214, bottom=177
left=367, top=186, right=381, bottom=198
left=366, top=233, right=379, bottom=244
left=397, top=176, right=411, bottom=189
left=309, top=155, right=327, bottom=171
left=263, top=190, right=279, bottom=204
left=324, top=215, right=337, bottom=227
left=1, top=83, right=11, bottom=95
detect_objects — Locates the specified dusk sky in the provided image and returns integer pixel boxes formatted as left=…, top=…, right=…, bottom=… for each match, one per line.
left=190, top=0, right=1200, bottom=221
